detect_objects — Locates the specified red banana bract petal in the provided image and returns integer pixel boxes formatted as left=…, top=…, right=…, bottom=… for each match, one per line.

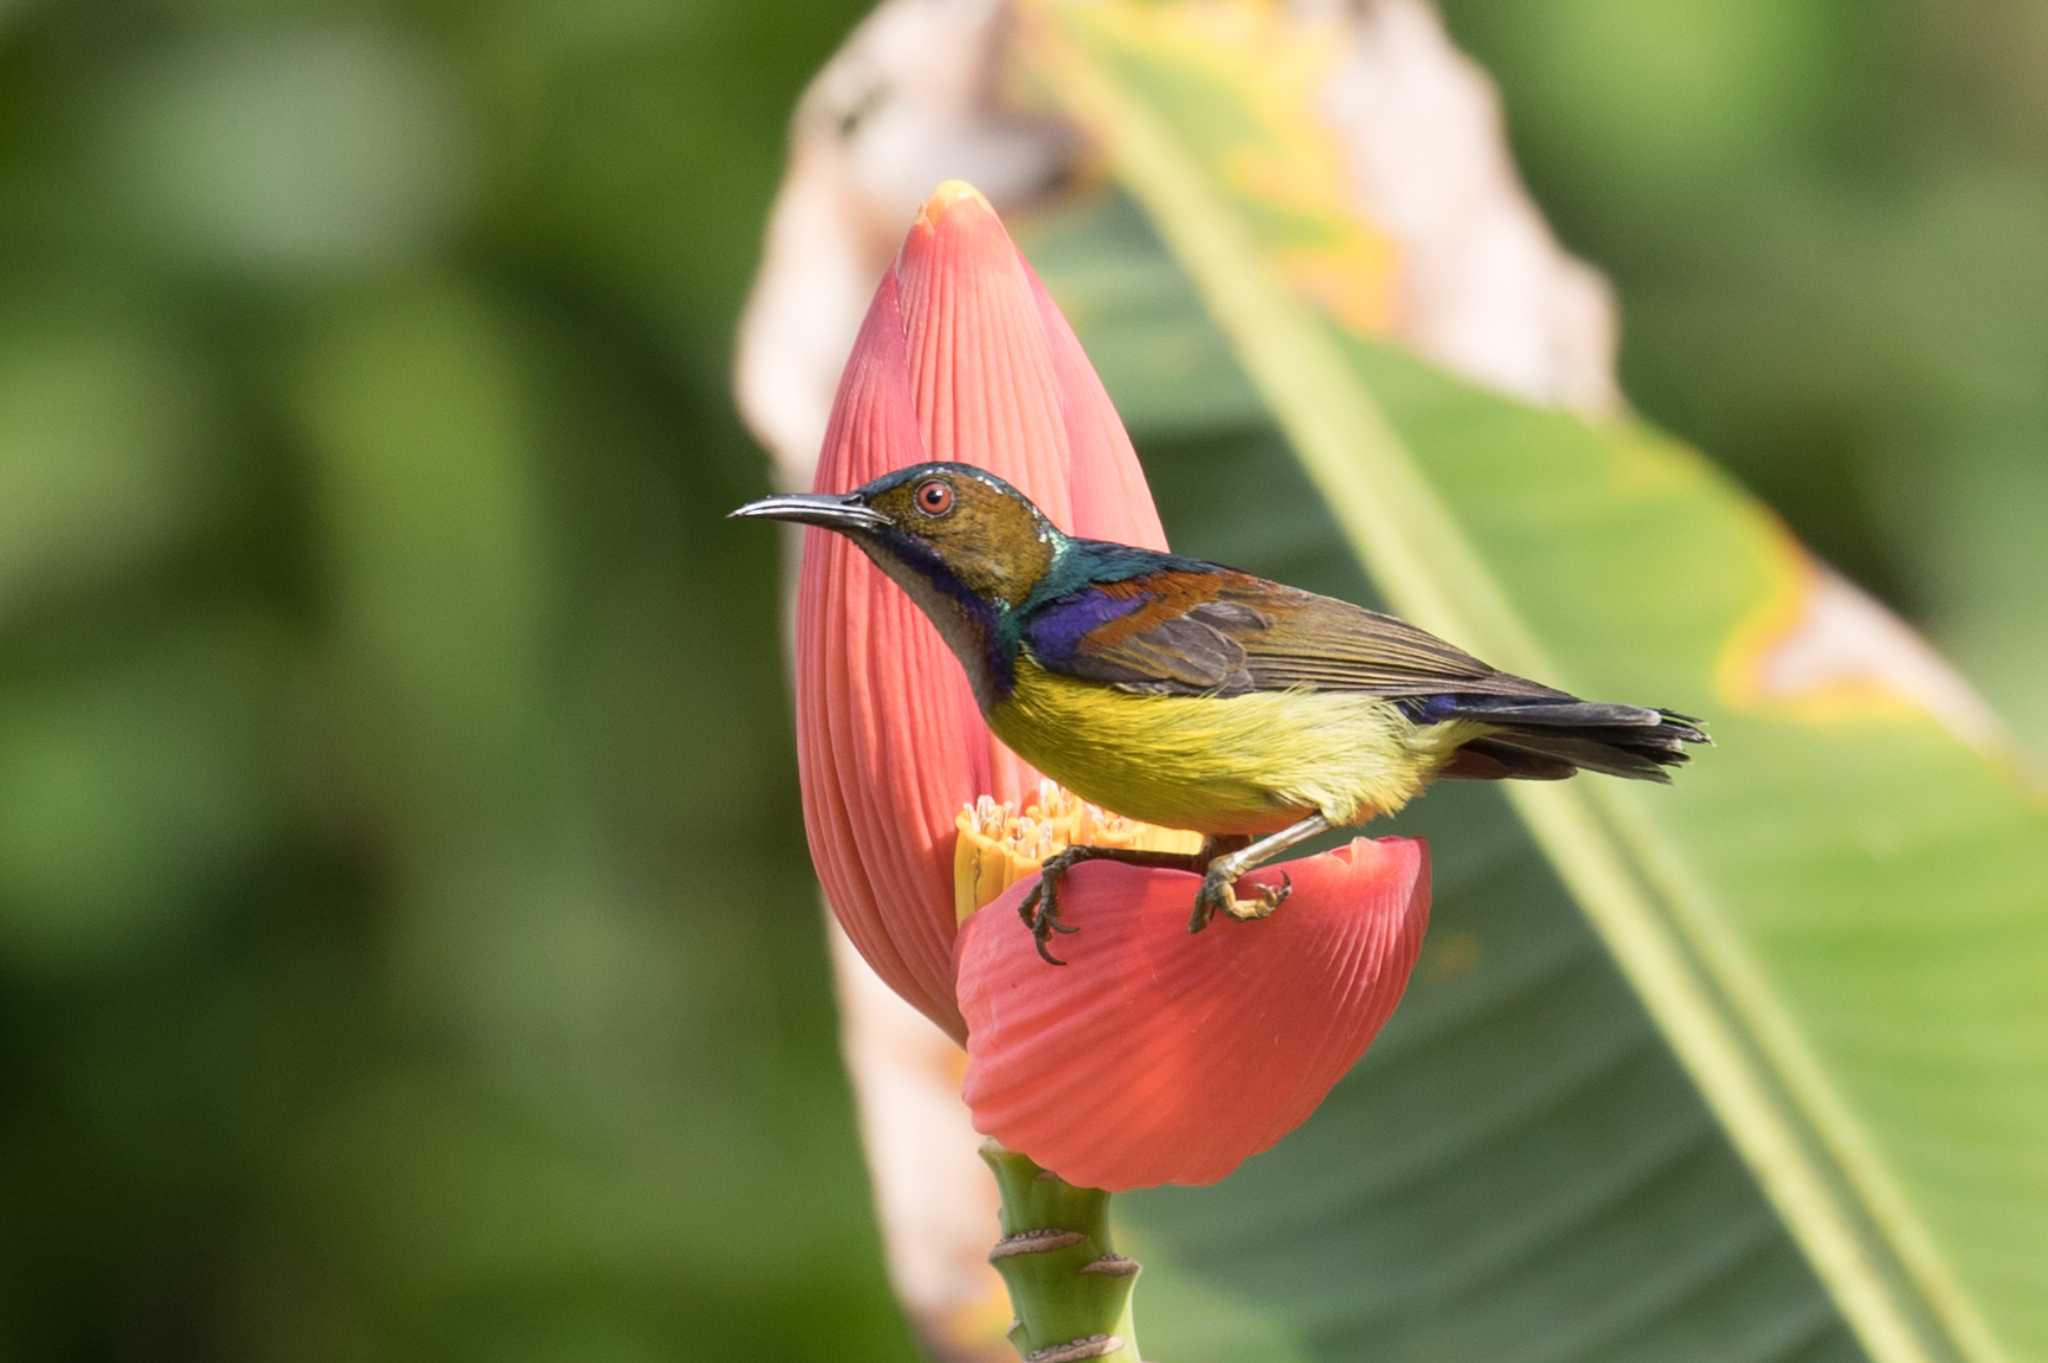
left=956, top=838, right=1432, bottom=1190
left=795, top=182, right=1168, bottom=1039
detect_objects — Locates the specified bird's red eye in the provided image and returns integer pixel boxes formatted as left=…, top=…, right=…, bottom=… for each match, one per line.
left=914, top=479, right=954, bottom=516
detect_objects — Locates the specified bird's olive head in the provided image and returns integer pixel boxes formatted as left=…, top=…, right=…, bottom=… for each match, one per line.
left=729, top=462, right=1059, bottom=609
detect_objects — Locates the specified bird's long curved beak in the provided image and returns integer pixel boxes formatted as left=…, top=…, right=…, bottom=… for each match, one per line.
left=727, top=492, right=887, bottom=533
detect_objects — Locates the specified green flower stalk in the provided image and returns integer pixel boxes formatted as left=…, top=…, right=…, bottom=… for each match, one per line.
left=982, top=1142, right=1141, bottom=1363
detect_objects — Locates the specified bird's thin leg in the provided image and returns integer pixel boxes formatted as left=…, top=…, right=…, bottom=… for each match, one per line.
left=1018, top=844, right=1209, bottom=966
left=1189, top=814, right=1333, bottom=933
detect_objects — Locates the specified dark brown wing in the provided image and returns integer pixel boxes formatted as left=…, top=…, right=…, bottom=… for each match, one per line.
left=1020, top=565, right=1566, bottom=701
left=1228, top=587, right=1566, bottom=698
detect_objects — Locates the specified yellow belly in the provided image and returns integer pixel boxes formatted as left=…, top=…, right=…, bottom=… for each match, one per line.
left=988, top=656, right=1484, bottom=836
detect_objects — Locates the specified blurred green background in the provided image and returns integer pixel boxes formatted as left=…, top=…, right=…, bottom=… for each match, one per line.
left=0, top=2, right=2040, bottom=1359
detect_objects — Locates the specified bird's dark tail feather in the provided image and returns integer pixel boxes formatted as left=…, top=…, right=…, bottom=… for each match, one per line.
left=1430, top=696, right=1710, bottom=784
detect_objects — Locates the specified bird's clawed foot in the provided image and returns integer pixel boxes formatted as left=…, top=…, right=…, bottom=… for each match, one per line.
left=1017, top=849, right=1088, bottom=966
left=1016, top=840, right=1294, bottom=959
left=1188, top=868, right=1292, bottom=934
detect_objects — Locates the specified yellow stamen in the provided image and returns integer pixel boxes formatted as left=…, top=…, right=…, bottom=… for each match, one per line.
left=953, top=780, right=1204, bottom=923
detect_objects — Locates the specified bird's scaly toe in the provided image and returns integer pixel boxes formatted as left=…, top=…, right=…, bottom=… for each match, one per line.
left=1248, top=871, right=1293, bottom=916
left=1016, top=884, right=1044, bottom=930
left=1022, top=857, right=1077, bottom=966
left=1188, top=871, right=1233, bottom=934
left=1189, top=868, right=1293, bottom=929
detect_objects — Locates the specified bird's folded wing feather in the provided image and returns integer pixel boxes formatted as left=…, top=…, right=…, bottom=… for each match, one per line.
left=1020, top=562, right=1565, bottom=701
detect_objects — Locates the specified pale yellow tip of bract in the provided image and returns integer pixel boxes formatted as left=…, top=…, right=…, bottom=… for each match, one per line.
left=917, top=178, right=993, bottom=229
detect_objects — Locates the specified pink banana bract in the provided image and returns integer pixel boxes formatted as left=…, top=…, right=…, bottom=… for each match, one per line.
left=793, top=181, right=1431, bottom=1187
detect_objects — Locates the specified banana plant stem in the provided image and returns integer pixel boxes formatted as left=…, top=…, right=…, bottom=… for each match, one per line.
left=981, top=1140, right=1143, bottom=1362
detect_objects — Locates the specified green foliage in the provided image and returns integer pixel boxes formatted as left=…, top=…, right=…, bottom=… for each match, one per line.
left=1015, top=9, right=2048, bottom=1352
left=0, top=1, right=907, bottom=1359
left=1440, top=0, right=2048, bottom=748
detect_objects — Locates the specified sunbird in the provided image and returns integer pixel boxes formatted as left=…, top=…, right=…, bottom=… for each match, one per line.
left=734, top=462, right=1706, bottom=963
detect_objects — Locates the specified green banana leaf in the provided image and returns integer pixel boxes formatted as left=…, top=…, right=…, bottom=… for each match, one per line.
left=998, top=9, right=2048, bottom=1362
